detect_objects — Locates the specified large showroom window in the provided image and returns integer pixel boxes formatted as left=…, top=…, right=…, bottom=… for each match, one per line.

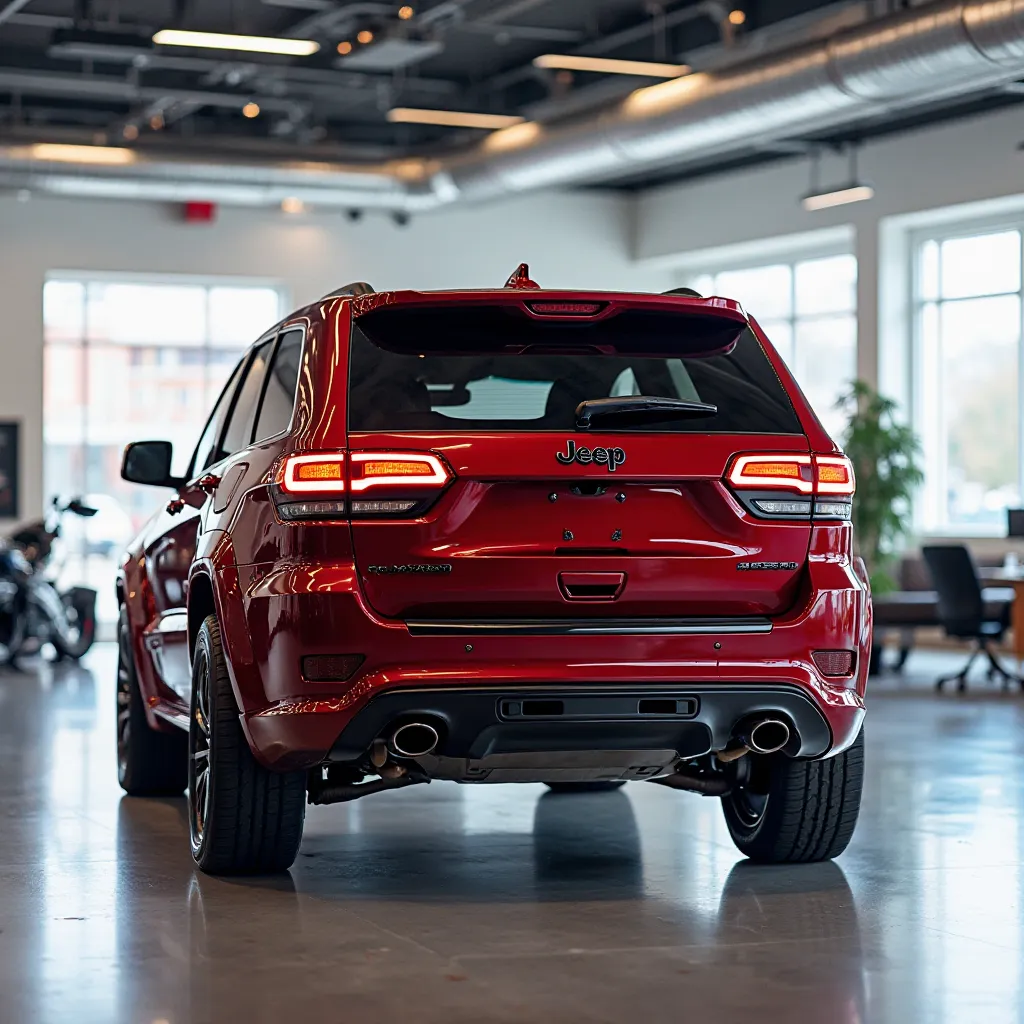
left=43, top=276, right=285, bottom=624
left=913, top=227, right=1023, bottom=534
left=690, top=253, right=857, bottom=439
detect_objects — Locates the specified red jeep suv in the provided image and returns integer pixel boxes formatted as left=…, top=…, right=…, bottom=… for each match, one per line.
left=116, top=266, right=869, bottom=875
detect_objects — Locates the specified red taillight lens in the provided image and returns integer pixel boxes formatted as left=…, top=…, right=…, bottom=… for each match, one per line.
left=812, top=650, right=855, bottom=677
left=815, top=455, right=855, bottom=496
left=727, top=454, right=855, bottom=497
left=728, top=455, right=813, bottom=494
left=350, top=452, right=450, bottom=491
left=279, top=453, right=347, bottom=493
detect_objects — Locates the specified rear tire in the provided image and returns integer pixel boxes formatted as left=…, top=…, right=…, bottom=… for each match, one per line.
left=117, top=606, right=187, bottom=796
left=189, top=615, right=305, bottom=875
left=545, top=781, right=627, bottom=794
left=720, top=728, right=864, bottom=864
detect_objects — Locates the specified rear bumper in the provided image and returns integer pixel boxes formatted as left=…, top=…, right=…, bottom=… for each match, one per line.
left=232, top=558, right=869, bottom=771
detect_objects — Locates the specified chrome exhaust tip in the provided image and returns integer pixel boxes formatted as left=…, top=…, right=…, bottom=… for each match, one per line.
left=389, top=721, right=440, bottom=758
left=744, top=718, right=791, bottom=755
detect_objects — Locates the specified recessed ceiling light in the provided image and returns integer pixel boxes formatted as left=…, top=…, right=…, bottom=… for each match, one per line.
left=398, top=6, right=415, bottom=19
left=242, top=102, right=261, bottom=118
left=728, top=9, right=746, bottom=25
left=122, top=124, right=140, bottom=141
left=533, top=54, right=689, bottom=77
left=337, top=40, right=353, bottom=55
left=28, top=143, right=138, bottom=165
left=281, top=197, right=306, bottom=214
left=357, top=29, right=374, bottom=44
left=152, top=29, right=320, bottom=57
left=801, top=184, right=874, bottom=211
left=387, top=107, right=524, bottom=129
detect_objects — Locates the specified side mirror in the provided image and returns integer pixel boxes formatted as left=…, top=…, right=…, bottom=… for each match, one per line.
left=121, top=441, right=182, bottom=488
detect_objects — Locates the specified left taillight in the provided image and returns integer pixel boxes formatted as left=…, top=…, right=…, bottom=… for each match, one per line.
left=272, top=450, right=452, bottom=521
left=726, top=453, right=854, bottom=521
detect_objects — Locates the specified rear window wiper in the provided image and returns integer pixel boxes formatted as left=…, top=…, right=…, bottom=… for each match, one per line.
left=575, top=396, right=718, bottom=430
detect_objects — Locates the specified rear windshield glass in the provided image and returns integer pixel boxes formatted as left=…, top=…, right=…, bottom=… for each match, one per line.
left=349, top=305, right=802, bottom=434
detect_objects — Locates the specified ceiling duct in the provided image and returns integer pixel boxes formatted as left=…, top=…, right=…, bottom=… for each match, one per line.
left=436, top=0, right=1024, bottom=201
left=5, top=0, right=1024, bottom=209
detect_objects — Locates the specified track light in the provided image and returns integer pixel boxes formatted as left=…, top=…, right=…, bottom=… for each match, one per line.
left=533, top=54, right=689, bottom=77
left=801, top=144, right=874, bottom=211
left=26, top=143, right=137, bottom=165
left=387, top=107, right=524, bottom=129
left=242, top=102, right=260, bottom=119
left=152, top=29, right=320, bottom=57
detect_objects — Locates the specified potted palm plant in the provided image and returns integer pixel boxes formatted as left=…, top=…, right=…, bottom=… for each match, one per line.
left=836, top=380, right=923, bottom=594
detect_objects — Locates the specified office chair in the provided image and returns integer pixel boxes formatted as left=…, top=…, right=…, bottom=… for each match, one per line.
left=921, top=545, right=1020, bottom=692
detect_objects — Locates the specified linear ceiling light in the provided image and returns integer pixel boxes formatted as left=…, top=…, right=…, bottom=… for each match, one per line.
left=533, top=54, right=690, bottom=77
left=801, top=184, right=874, bottom=211
left=28, top=143, right=137, bottom=165
left=387, top=108, right=524, bottom=129
left=152, top=29, right=320, bottom=56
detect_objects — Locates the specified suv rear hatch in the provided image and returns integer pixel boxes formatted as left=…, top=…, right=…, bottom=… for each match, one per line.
left=345, top=292, right=810, bottom=621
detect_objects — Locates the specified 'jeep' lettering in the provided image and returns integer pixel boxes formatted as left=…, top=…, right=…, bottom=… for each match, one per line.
left=556, top=440, right=626, bottom=473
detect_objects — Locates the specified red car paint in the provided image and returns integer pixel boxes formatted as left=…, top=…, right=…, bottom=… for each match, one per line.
left=118, top=284, right=869, bottom=777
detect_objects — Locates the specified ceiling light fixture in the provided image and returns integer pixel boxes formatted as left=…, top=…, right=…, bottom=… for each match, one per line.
left=801, top=144, right=874, bottom=211
left=398, top=5, right=414, bottom=19
left=122, top=124, right=140, bottom=141
left=387, top=107, right=525, bottom=129
left=149, top=113, right=164, bottom=130
left=27, top=143, right=138, bottom=165
left=281, top=197, right=306, bottom=214
left=533, top=54, right=689, bottom=77
left=728, top=10, right=746, bottom=25
left=802, top=184, right=875, bottom=211
left=357, top=29, right=374, bottom=44
left=242, top=101, right=261, bottom=118
left=152, top=29, right=320, bottom=57
left=337, top=40, right=352, bottom=54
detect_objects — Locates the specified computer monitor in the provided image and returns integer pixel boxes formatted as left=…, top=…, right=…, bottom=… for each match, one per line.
left=1008, top=509, right=1024, bottom=537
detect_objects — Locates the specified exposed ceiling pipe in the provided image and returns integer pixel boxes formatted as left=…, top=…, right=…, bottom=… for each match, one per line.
left=6, top=0, right=1024, bottom=211
left=435, top=0, right=1024, bottom=201
left=0, top=0, right=34, bottom=28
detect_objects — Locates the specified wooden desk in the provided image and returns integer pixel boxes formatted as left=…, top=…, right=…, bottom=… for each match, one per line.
left=990, top=569, right=1024, bottom=669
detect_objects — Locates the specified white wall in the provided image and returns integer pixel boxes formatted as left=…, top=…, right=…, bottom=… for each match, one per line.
left=0, top=189, right=670, bottom=520
left=632, top=104, right=1024, bottom=547
left=634, top=104, right=1024, bottom=389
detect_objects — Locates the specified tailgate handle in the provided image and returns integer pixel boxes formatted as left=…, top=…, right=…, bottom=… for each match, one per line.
left=558, top=572, right=626, bottom=601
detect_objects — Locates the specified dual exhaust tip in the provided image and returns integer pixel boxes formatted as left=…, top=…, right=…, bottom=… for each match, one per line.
left=385, top=716, right=790, bottom=763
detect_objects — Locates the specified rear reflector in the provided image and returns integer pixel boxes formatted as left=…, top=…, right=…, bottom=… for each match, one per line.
left=302, top=654, right=365, bottom=682
left=812, top=650, right=855, bottom=677
left=350, top=451, right=450, bottom=491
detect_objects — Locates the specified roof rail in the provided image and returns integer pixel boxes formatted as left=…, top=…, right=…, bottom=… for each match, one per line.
left=322, top=281, right=376, bottom=300
left=663, top=286, right=702, bottom=297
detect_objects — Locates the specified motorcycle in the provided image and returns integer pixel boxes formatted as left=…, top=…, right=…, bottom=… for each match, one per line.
left=0, top=496, right=99, bottom=663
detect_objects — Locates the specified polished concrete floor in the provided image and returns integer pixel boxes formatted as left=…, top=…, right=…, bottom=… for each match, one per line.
left=1, top=645, right=1023, bottom=1024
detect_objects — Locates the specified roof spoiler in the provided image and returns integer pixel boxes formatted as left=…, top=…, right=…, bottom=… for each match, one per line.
left=322, top=281, right=375, bottom=300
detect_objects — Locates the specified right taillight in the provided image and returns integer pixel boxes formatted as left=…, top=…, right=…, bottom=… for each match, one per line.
left=726, top=453, right=854, bottom=521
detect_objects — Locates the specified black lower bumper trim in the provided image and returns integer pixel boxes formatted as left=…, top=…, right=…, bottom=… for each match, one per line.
left=328, top=684, right=832, bottom=773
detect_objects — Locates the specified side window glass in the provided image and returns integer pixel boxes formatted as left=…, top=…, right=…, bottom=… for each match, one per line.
left=190, top=357, right=247, bottom=477
left=221, top=339, right=274, bottom=458
left=254, top=329, right=302, bottom=441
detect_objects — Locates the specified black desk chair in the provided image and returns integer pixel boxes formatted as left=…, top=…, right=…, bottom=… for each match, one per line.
left=921, top=545, right=1020, bottom=692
